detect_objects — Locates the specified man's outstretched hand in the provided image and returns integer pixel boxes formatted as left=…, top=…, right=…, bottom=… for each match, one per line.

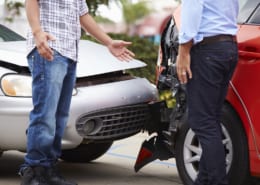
left=107, top=40, right=135, bottom=62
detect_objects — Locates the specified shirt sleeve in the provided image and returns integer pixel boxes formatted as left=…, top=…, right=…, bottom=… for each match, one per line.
left=79, top=0, right=89, bottom=16
left=178, top=0, right=203, bottom=44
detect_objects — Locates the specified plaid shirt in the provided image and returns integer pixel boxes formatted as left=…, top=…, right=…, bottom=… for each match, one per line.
left=27, top=0, right=89, bottom=61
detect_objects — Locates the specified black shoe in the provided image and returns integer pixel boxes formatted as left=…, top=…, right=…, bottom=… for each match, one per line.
left=20, top=166, right=49, bottom=185
left=46, top=166, right=77, bottom=185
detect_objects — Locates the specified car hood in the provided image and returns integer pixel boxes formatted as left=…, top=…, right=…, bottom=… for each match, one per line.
left=0, top=40, right=146, bottom=77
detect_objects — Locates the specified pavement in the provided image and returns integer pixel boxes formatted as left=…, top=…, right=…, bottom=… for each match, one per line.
left=2, top=133, right=260, bottom=185
left=0, top=133, right=183, bottom=185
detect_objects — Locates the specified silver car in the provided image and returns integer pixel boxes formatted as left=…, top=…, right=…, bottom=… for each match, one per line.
left=0, top=24, right=158, bottom=162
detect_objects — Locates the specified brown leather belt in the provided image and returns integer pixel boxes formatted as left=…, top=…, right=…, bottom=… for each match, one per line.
left=198, top=34, right=237, bottom=45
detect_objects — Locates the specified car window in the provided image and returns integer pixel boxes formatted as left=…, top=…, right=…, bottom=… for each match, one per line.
left=239, top=0, right=248, bottom=11
left=238, top=0, right=260, bottom=24
left=0, top=24, right=25, bottom=42
left=248, top=4, right=260, bottom=24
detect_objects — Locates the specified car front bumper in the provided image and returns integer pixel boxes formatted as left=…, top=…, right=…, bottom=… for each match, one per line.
left=0, top=77, right=158, bottom=151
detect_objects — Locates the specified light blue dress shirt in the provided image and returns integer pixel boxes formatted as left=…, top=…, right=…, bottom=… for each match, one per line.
left=179, top=0, right=239, bottom=44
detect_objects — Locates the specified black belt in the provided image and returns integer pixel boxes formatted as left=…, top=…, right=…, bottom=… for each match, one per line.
left=198, top=34, right=237, bottom=45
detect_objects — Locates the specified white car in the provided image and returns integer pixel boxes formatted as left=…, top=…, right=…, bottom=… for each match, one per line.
left=0, top=24, right=158, bottom=162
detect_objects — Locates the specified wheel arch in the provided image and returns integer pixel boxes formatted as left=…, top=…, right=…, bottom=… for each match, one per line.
left=226, top=85, right=256, bottom=152
left=226, top=84, right=260, bottom=177
left=174, top=99, right=251, bottom=185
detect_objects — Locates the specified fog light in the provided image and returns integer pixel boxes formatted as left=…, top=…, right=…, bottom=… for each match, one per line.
left=83, top=120, right=96, bottom=134
left=76, top=118, right=103, bottom=137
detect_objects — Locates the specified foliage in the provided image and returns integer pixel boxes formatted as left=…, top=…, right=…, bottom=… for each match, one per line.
left=94, top=15, right=115, bottom=23
left=85, top=0, right=109, bottom=16
left=86, top=0, right=151, bottom=25
left=119, top=0, right=151, bottom=25
left=3, top=0, right=150, bottom=25
left=4, top=0, right=24, bottom=22
left=3, top=0, right=110, bottom=20
left=87, top=0, right=151, bottom=33
left=82, top=33, right=159, bottom=83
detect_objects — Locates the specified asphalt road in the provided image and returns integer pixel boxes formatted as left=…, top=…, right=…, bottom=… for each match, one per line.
left=0, top=133, right=183, bottom=185
left=2, top=133, right=260, bottom=185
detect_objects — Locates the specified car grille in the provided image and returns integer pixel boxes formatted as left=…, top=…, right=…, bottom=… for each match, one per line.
left=76, top=104, right=149, bottom=141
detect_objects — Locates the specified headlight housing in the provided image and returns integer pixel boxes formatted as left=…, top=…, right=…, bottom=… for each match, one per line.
left=1, top=74, right=77, bottom=97
left=1, top=74, right=32, bottom=97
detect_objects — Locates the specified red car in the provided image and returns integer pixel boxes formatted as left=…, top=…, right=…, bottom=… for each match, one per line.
left=135, top=0, right=260, bottom=185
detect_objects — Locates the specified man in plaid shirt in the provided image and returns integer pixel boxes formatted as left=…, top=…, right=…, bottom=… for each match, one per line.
left=20, top=0, right=135, bottom=185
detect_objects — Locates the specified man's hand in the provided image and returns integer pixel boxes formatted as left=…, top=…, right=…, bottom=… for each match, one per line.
left=176, top=53, right=192, bottom=84
left=107, top=40, right=135, bottom=62
left=34, top=30, right=56, bottom=61
left=176, top=41, right=193, bottom=84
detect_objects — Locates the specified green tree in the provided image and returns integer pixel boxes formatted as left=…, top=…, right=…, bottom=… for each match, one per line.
left=85, top=0, right=109, bottom=16
left=3, top=0, right=24, bottom=22
left=3, top=0, right=111, bottom=20
left=3, top=0, right=151, bottom=22
left=119, top=0, right=150, bottom=32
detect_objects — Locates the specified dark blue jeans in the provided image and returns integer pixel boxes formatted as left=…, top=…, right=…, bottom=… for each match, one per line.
left=22, top=49, right=77, bottom=168
left=187, top=41, right=238, bottom=185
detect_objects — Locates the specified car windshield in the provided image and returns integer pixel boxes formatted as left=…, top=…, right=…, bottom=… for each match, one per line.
left=0, top=24, right=25, bottom=42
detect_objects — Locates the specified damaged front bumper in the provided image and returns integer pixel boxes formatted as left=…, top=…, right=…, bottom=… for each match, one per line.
left=134, top=83, right=187, bottom=172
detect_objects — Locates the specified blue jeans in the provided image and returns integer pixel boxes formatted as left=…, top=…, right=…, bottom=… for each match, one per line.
left=22, top=48, right=76, bottom=168
left=187, top=41, right=238, bottom=185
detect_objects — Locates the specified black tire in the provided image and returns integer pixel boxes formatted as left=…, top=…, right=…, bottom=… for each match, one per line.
left=61, top=141, right=113, bottom=163
left=175, top=103, right=250, bottom=185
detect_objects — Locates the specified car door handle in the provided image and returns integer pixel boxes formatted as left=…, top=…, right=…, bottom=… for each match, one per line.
left=239, top=50, right=260, bottom=59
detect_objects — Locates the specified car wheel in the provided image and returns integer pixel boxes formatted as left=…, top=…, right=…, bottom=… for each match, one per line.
left=175, top=103, right=250, bottom=185
left=61, top=141, right=113, bottom=163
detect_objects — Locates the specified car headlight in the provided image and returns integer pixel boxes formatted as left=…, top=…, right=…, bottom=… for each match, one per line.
left=1, top=74, right=32, bottom=97
left=1, top=74, right=77, bottom=97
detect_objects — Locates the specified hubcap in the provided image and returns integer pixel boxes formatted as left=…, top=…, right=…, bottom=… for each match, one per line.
left=183, top=124, right=233, bottom=180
